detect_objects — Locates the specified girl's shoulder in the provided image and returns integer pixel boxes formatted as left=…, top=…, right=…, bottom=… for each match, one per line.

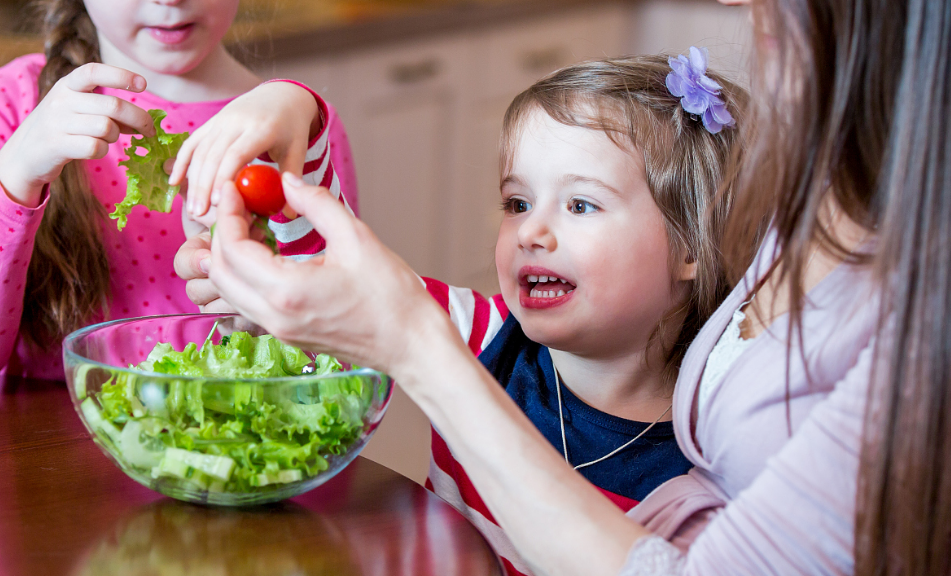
left=0, top=54, right=45, bottom=125
left=0, top=53, right=45, bottom=84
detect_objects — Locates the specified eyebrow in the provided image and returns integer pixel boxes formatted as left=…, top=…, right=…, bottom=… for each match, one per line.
left=500, top=174, right=525, bottom=189
left=558, top=174, right=624, bottom=197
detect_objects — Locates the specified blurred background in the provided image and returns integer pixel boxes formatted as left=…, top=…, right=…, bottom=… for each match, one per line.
left=0, top=0, right=751, bottom=485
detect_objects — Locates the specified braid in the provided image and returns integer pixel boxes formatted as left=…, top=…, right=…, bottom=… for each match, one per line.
left=22, top=0, right=111, bottom=347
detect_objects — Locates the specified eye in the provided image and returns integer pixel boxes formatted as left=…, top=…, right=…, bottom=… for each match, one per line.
left=502, top=197, right=532, bottom=214
left=568, top=198, right=598, bottom=215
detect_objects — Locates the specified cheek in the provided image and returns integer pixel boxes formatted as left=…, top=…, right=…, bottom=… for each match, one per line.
left=84, top=2, right=134, bottom=43
left=205, top=0, right=240, bottom=39
left=495, top=224, right=517, bottom=292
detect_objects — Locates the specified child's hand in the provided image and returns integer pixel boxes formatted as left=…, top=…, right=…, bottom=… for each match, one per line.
left=169, top=82, right=319, bottom=220
left=175, top=230, right=238, bottom=314
left=0, top=63, right=155, bottom=208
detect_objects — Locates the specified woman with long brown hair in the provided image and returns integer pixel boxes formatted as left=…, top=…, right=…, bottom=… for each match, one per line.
left=199, top=0, right=950, bottom=572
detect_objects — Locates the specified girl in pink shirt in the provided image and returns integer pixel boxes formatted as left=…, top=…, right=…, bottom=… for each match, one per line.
left=0, top=0, right=357, bottom=381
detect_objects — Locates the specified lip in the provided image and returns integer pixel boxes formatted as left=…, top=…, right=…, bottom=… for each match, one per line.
left=146, top=23, right=196, bottom=45
left=516, top=265, right=576, bottom=310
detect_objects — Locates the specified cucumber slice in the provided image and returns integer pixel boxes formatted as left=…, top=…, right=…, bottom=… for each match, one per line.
left=161, top=447, right=236, bottom=481
left=119, top=420, right=166, bottom=469
left=253, top=469, right=303, bottom=486
left=80, top=397, right=120, bottom=445
left=73, top=364, right=93, bottom=400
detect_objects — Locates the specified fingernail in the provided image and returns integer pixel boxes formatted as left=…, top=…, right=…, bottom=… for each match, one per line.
left=210, top=189, right=220, bottom=204
left=283, top=172, right=304, bottom=187
left=199, top=258, right=210, bottom=274
left=132, top=76, right=146, bottom=91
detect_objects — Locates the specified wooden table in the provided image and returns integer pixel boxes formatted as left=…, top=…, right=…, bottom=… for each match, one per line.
left=0, top=377, right=502, bottom=576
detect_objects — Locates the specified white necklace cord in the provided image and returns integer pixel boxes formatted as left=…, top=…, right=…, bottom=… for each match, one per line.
left=555, top=370, right=673, bottom=471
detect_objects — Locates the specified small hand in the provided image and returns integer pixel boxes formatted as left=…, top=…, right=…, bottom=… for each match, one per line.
left=0, top=63, right=154, bottom=207
left=169, top=82, right=319, bottom=221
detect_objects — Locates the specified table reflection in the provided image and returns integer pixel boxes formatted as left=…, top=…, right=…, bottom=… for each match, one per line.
left=72, top=500, right=359, bottom=576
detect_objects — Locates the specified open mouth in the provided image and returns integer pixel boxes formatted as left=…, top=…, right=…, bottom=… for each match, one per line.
left=525, top=274, right=576, bottom=299
left=147, top=23, right=196, bottom=45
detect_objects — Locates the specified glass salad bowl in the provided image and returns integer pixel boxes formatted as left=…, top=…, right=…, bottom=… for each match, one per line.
left=63, top=313, right=392, bottom=506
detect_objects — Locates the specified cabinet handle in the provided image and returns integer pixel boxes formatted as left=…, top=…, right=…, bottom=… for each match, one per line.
left=520, top=47, right=568, bottom=74
left=388, top=59, right=441, bottom=85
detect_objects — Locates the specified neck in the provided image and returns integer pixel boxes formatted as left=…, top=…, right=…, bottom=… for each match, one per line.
left=549, top=347, right=673, bottom=423
left=98, top=41, right=261, bottom=102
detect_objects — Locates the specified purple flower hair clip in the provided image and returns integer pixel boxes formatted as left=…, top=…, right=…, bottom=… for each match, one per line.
left=666, top=46, right=735, bottom=134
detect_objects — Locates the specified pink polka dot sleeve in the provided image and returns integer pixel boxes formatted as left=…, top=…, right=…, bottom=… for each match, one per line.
left=0, top=54, right=47, bottom=372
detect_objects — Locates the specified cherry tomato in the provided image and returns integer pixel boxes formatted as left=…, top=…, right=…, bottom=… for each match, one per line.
left=235, top=164, right=285, bottom=216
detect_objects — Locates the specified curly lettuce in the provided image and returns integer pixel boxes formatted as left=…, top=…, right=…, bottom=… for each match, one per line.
left=80, top=331, right=371, bottom=494
left=110, top=109, right=189, bottom=230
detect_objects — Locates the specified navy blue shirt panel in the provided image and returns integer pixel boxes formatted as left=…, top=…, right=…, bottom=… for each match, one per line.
left=478, top=313, right=692, bottom=503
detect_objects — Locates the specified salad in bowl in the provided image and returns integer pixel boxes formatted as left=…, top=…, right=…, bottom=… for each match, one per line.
left=63, top=313, right=392, bottom=506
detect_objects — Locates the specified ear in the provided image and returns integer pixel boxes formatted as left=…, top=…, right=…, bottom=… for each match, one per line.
left=674, top=257, right=698, bottom=282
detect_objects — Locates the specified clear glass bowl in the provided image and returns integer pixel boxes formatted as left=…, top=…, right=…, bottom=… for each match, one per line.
left=63, top=313, right=392, bottom=506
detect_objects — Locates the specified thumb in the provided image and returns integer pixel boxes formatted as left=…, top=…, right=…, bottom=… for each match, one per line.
left=281, top=172, right=358, bottom=249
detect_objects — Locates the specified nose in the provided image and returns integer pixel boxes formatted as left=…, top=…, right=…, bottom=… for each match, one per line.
left=517, top=209, right=557, bottom=252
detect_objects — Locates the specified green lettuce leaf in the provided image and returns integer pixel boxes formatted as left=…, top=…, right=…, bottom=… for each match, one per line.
left=90, top=330, right=370, bottom=494
left=110, top=109, right=189, bottom=230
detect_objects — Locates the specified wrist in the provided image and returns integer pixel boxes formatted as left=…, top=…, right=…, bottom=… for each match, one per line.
left=389, top=300, right=479, bottom=411
left=264, top=79, right=325, bottom=141
left=0, top=153, right=45, bottom=208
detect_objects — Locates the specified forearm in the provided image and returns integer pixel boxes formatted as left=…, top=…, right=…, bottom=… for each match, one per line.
left=0, top=190, right=45, bottom=368
left=396, top=312, right=652, bottom=576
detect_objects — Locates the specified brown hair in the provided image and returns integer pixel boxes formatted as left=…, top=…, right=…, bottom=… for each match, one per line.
left=23, top=0, right=110, bottom=347
left=722, top=0, right=951, bottom=573
left=500, top=55, right=747, bottom=385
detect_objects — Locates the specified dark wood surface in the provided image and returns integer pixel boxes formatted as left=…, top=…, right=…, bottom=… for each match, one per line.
left=0, top=377, right=502, bottom=576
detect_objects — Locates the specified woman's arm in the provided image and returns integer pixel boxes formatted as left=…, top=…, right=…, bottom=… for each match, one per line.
left=209, top=177, right=653, bottom=576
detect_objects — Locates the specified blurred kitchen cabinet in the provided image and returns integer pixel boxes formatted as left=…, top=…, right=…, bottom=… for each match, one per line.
left=263, top=3, right=630, bottom=485
left=330, top=37, right=472, bottom=280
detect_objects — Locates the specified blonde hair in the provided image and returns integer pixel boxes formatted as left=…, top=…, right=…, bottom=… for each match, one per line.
left=500, top=55, right=746, bottom=385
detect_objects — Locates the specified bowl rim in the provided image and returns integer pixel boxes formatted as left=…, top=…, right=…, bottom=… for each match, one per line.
left=62, top=312, right=386, bottom=384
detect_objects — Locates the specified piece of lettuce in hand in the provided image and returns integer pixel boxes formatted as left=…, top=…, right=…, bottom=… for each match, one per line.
left=110, top=109, right=189, bottom=230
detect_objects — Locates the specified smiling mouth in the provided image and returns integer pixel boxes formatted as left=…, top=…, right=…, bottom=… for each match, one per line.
left=525, top=274, right=576, bottom=299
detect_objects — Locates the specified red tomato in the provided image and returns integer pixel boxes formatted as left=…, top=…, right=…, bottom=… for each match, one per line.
left=235, top=165, right=285, bottom=216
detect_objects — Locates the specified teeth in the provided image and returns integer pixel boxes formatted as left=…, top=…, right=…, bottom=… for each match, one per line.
left=530, top=288, right=574, bottom=299
left=526, top=274, right=569, bottom=284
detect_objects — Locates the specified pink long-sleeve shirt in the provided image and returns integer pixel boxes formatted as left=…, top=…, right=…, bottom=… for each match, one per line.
left=620, top=231, right=878, bottom=575
left=0, top=54, right=359, bottom=381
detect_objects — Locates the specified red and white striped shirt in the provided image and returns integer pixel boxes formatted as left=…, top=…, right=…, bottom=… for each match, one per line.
left=421, top=278, right=535, bottom=576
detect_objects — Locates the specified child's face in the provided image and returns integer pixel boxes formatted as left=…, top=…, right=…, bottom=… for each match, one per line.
left=84, top=0, right=239, bottom=76
left=496, top=110, right=694, bottom=357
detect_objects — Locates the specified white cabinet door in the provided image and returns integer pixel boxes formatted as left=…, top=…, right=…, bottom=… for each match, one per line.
left=329, top=36, right=471, bottom=282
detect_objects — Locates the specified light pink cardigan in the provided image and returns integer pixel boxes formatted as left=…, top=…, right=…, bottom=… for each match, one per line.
left=622, top=232, right=878, bottom=575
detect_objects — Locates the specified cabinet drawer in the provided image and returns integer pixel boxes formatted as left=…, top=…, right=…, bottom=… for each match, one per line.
left=477, top=4, right=628, bottom=99
left=339, top=34, right=469, bottom=103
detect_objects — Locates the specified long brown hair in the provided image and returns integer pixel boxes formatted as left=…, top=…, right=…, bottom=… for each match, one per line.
left=23, top=0, right=110, bottom=347
left=500, top=56, right=747, bottom=386
left=722, top=0, right=951, bottom=573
